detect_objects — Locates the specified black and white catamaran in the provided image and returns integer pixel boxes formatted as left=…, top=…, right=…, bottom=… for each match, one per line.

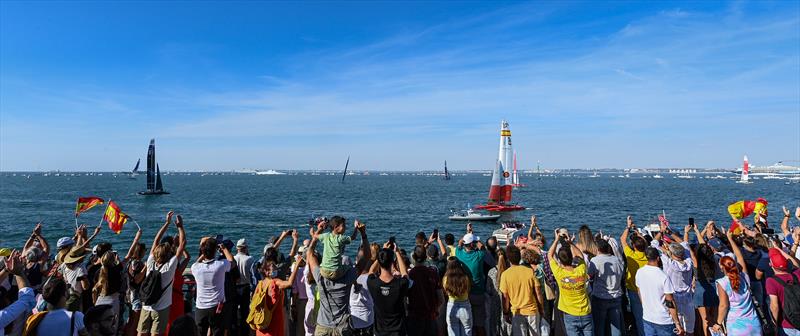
left=138, top=139, right=169, bottom=195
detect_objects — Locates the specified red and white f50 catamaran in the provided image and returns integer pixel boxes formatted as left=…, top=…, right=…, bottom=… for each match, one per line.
left=476, top=120, right=525, bottom=212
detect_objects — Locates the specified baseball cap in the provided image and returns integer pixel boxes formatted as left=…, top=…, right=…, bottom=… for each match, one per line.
left=769, top=248, right=788, bottom=270
left=707, top=238, right=724, bottom=251
left=463, top=233, right=480, bottom=244
left=57, top=237, right=75, bottom=249
left=236, top=239, right=248, bottom=248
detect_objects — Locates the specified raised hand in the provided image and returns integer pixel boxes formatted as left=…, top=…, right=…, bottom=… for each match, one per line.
left=175, top=215, right=184, bottom=228
left=165, top=211, right=174, bottom=224
left=466, top=222, right=473, bottom=234
left=33, top=223, right=42, bottom=236
left=291, top=229, right=299, bottom=241
left=627, top=215, right=634, bottom=228
left=530, top=215, right=537, bottom=227
left=796, top=206, right=800, bottom=220
left=784, top=206, right=791, bottom=217
left=4, top=251, right=23, bottom=275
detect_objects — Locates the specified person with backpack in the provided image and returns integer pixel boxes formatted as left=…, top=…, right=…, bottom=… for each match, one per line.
left=247, top=242, right=301, bottom=336
left=191, top=236, right=234, bottom=336
left=137, top=212, right=186, bottom=336
left=766, top=242, right=800, bottom=336
left=27, top=277, right=88, bottom=336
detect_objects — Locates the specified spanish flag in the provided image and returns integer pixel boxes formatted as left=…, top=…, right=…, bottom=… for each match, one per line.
left=728, top=198, right=768, bottom=224
left=75, top=197, right=104, bottom=217
left=103, top=201, right=130, bottom=234
left=729, top=220, right=744, bottom=235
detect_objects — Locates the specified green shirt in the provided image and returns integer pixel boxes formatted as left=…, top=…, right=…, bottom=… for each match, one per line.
left=319, top=232, right=352, bottom=271
left=456, top=246, right=487, bottom=295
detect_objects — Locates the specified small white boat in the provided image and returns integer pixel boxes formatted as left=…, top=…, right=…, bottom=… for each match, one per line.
left=653, top=174, right=663, bottom=179
left=449, top=209, right=501, bottom=221
left=492, top=221, right=527, bottom=245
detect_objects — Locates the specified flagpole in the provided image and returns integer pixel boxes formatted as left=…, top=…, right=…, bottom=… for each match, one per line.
left=133, top=219, right=141, bottom=231
left=98, top=199, right=111, bottom=228
left=75, top=216, right=79, bottom=229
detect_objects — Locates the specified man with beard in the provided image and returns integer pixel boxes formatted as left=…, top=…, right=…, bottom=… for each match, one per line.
left=85, top=305, right=117, bottom=336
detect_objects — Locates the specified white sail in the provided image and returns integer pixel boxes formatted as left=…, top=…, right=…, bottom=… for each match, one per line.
left=739, top=155, right=750, bottom=183
left=498, top=120, right=513, bottom=187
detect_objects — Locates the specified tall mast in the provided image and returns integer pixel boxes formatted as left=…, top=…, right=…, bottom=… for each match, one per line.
left=341, top=156, right=350, bottom=183
left=146, top=139, right=156, bottom=192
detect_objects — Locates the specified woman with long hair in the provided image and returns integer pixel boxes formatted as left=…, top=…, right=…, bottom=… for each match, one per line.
left=712, top=230, right=761, bottom=336
left=576, top=225, right=598, bottom=260
left=92, top=251, right=123, bottom=321
left=487, top=247, right=509, bottom=336
left=443, top=258, right=473, bottom=336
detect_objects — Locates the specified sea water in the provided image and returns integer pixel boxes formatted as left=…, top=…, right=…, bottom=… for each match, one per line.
left=1, top=173, right=797, bottom=252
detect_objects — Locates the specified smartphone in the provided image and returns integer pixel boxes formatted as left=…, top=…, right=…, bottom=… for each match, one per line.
left=286, top=229, right=294, bottom=235
left=688, top=217, right=695, bottom=227
left=389, top=236, right=396, bottom=247
left=215, top=234, right=224, bottom=242
left=433, top=229, right=439, bottom=238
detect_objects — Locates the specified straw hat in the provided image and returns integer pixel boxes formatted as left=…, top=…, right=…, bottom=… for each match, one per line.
left=62, top=246, right=89, bottom=264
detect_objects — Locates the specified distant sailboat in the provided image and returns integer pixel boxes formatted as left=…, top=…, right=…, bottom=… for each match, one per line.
left=736, top=155, right=752, bottom=184
left=444, top=161, right=451, bottom=180
left=341, top=156, right=350, bottom=183
left=138, top=139, right=169, bottom=195
left=129, top=159, right=140, bottom=179
left=511, top=151, right=526, bottom=188
left=476, top=120, right=525, bottom=212
left=536, top=160, right=542, bottom=180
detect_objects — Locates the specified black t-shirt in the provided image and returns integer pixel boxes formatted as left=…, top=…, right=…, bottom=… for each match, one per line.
left=367, top=274, right=411, bottom=335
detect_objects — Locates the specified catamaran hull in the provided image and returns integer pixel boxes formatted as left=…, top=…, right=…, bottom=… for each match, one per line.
left=476, top=204, right=526, bottom=212
left=138, top=191, right=170, bottom=195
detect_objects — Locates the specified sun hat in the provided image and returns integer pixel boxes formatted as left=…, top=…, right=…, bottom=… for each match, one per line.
left=236, top=239, right=248, bottom=248
left=56, top=237, right=75, bottom=249
left=62, top=246, right=89, bottom=264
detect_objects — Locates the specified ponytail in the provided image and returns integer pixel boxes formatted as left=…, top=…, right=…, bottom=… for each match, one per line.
left=719, top=256, right=741, bottom=291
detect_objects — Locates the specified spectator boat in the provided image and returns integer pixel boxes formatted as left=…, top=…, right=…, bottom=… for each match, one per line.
left=448, top=209, right=501, bottom=221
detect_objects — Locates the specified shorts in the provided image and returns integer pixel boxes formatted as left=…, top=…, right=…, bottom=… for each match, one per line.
left=315, top=324, right=352, bottom=336
left=469, top=293, right=487, bottom=328
left=138, top=307, right=170, bottom=334
left=320, top=267, right=345, bottom=280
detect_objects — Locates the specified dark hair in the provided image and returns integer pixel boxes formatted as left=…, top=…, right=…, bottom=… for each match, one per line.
left=695, top=244, right=717, bottom=280
left=264, top=247, right=279, bottom=263
left=170, top=314, right=199, bottom=336
left=631, top=236, right=647, bottom=252
left=85, top=304, right=113, bottom=329
left=43, top=278, right=68, bottom=305
left=505, top=245, right=521, bottom=265
left=596, top=238, right=612, bottom=255
left=444, top=233, right=455, bottom=245
left=443, top=259, right=470, bottom=297
left=415, top=232, right=426, bottom=246
left=557, top=245, right=573, bottom=266
left=377, top=248, right=395, bottom=270
left=743, top=236, right=756, bottom=249
left=645, top=247, right=660, bottom=261
left=329, top=216, right=346, bottom=228
left=95, top=243, right=112, bottom=258
left=200, top=238, right=217, bottom=259
left=412, top=246, right=427, bottom=263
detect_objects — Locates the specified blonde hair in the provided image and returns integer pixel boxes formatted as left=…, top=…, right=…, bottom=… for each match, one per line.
left=154, top=242, right=174, bottom=265
left=92, top=253, right=116, bottom=297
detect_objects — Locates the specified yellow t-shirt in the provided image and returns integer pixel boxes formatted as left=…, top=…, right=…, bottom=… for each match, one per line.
left=448, top=245, right=456, bottom=257
left=549, top=258, right=590, bottom=316
left=624, top=246, right=648, bottom=291
left=499, top=265, right=539, bottom=316
left=442, top=276, right=469, bottom=302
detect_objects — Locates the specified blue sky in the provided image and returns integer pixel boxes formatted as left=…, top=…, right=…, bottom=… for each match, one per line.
left=1, top=1, right=798, bottom=171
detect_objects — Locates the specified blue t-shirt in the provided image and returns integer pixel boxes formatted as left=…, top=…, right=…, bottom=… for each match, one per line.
left=36, top=309, right=84, bottom=336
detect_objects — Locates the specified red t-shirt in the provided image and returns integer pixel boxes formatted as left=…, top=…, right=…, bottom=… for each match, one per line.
left=766, top=269, right=800, bottom=329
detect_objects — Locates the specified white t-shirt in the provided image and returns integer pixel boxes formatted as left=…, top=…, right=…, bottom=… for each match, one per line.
left=349, top=273, right=374, bottom=329
left=143, top=255, right=180, bottom=312
left=234, top=253, right=253, bottom=286
left=59, top=264, right=87, bottom=295
left=635, top=264, right=675, bottom=325
left=191, top=259, right=231, bottom=309
left=36, top=309, right=85, bottom=336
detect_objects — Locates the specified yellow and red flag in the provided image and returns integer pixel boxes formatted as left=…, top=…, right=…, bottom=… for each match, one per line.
left=729, top=220, right=744, bottom=235
left=75, top=197, right=104, bottom=217
left=728, top=198, right=768, bottom=223
left=103, top=201, right=130, bottom=234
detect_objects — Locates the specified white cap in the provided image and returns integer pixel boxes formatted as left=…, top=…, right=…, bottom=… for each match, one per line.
left=237, top=239, right=248, bottom=248
left=463, top=233, right=476, bottom=244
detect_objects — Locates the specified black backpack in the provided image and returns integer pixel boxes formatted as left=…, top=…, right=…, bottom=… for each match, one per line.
left=139, top=263, right=173, bottom=306
left=774, top=273, right=800, bottom=328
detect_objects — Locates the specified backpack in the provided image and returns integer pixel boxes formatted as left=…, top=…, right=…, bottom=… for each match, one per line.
left=23, top=311, right=75, bottom=336
left=774, top=273, right=800, bottom=328
left=246, top=279, right=277, bottom=331
left=139, top=263, right=173, bottom=306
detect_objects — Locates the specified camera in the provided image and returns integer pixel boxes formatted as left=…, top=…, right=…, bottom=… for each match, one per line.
left=308, top=216, right=328, bottom=227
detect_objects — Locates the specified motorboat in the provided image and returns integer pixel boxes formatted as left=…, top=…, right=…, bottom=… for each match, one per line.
left=449, top=209, right=501, bottom=221
left=492, top=221, right=527, bottom=245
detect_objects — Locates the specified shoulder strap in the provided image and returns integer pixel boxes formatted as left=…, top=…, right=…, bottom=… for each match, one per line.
left=792, top=273, right=799, bottom=285
left=774, top=276, right=789, bottom=287
left=69, top=311, right=75, bottom=336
